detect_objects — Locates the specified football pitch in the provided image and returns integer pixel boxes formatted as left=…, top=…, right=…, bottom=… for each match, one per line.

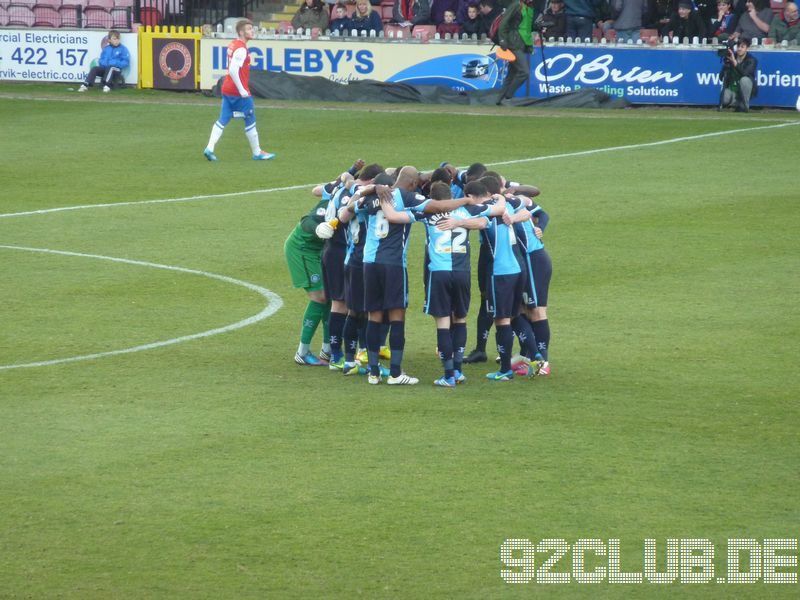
left=1, top=83, right=799, bottom=598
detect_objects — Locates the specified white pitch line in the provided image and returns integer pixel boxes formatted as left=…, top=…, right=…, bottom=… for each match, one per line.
left=1, top=120, right=796, bottom=220
left=0, top=245, right=283, bottom=371
left=490, top=120, right=800, bottom=167
left=0, top=183, right=315, bottom=219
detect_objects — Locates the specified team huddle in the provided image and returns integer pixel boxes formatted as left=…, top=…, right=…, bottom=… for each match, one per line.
left=283, top=160, right=553, bottom=386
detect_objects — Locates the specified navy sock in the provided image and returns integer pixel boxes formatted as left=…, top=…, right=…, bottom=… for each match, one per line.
left=496, top=324, right=513, bottom=372
left=343, top=313, right=360, bottom=362
left=451, top=322, right=467, bottom=372
left=380, top=318, right=390, bottom=348
left=532, top=319, right=550, bottom=360
left=366, top=319, right=382, bottom=376
left=437, top=328, right=455, bottom=379
left=476, top=300, right=493, bottom=353
left=357, top=314, right=367, bottom=352
left=389, top=320, right=405, bottom=377
left=512, top=315, right=538, bottom=359
left=328, top=311, right=346, bottom=360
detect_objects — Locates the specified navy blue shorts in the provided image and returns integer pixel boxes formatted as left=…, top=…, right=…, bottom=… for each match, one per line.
left=487, top=272, right=523, bottom=319
left=344, top=261, right=365, bottom=313
left=520, top=252, right=538, bottom=308
left=423, top=270, right=471, bottom=318
left=531, top=249, right=552, bottom=307
left=477, top=243, right=490, bottom=295
left=322, top=243, right=347, bottom=302
left=363, top=263, right=408, bottom=312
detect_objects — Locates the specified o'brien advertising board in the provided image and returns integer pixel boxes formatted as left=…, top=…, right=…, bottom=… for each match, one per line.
left=527, top=46, right=800, bottom=108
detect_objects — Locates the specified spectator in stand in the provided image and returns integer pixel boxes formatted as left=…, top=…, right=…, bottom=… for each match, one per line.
left=610, top=0, right=648, bottom=42
left=595, top=0, right=615, bottom=35
left=733, top=0, right=773, bottom=41
left=652, top=0, right=673, bottom=32
left=329, top=3, right=353, bottom=34
left=709, top=0, right=737, bottom=39
left=565, top=0, right=601, bottom=40
left=666, top=0, right=707, bottom=39
left=767, top=1, right=799, bottom=41
left=432, top=0, right=460, bottom=24
left=292, top=0, right=330, bottom=32
left=351, top=0, right=385, bottom=34
left=437, top=8, right=464, bottom=33
left=694, top=0, right=717, bottom=26
left=462, top=2, right=485, bottom=34
left=540, top=0, right=567, bottom=39
left=478, top=0, right=504, bottom=31
left=393, top=0, right=433, bottom=25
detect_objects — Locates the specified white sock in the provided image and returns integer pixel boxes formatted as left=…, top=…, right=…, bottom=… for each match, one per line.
left=297, top=342, right=310, bottom=356
left=206, top=122, right=224, bottom=151
left=321, top=342, right=331, bottom=354
left=245, top=126, right=261, bottom=155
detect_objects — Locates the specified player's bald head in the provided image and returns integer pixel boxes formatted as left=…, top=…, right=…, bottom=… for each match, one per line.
left=395, top=166, right=420, bottom=190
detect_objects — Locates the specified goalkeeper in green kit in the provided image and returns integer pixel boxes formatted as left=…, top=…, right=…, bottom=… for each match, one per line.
left=284, top=163, right=361, bottom=365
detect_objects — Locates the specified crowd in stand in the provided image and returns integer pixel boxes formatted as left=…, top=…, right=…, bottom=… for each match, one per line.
left=287, top=0, right=799, bottom=43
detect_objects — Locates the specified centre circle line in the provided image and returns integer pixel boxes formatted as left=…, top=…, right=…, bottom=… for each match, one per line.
left=0, top=245, right=283, bottom=371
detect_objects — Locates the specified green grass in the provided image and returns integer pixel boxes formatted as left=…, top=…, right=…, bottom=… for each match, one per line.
left=1, top=82, right=799, bottom=598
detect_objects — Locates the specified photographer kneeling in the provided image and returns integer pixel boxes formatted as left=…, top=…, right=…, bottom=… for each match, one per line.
left=719, top=37, right=758, bottom=113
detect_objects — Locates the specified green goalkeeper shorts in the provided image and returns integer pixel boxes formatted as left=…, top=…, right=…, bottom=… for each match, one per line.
left=284, top=235, right=324, bottom=292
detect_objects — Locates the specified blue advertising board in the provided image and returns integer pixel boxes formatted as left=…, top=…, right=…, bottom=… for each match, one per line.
left=386, top=45, right=799, bottom=108
left=520, top=46, right=800, bottom=108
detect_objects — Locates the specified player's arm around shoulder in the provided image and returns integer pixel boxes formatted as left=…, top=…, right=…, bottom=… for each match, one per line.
left=437, top=215, right=488, bottom=231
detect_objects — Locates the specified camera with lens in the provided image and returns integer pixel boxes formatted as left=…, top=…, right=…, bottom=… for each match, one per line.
left=716, top=38, right=736, bottom=60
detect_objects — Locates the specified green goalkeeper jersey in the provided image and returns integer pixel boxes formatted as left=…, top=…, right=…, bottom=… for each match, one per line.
left=286, top=196, right=329, bottom=252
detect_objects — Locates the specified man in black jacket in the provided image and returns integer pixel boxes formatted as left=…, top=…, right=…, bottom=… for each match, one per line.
left=719, top=36, right=757, bottom=112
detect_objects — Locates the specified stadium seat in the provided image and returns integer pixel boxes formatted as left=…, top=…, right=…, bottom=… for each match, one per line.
left=380, top=4, right=393, bottom=21
left=83, top=6, right=112, bottom=27
left=58, top=4, right=83, bottom=27
left=88, top=0, right=115, bottom=9
left=114, top=0, right=134, bottom=6
left=6, top=5, right=36, bottom=26
left=604, top=28, right=617, bottom=41
left=8, top=0, right=35, bottom=6
left=33, top=4, right=61, bottom=26
left=412, top=24, right=435, bottom=40
left=277, top=19, right=292, bottom=33
left=0, top=5, right=8, bottom=26
left=111, top=6, right=131, bottom=28
left=383, top=23, right=410, bottom=37
left=138, top=5, right=162, bottom=26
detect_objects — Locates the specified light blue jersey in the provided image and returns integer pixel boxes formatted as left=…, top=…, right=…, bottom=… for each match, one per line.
left=481, top=201, right=521, bottom=276
left=421, top=204, right=490, bottom=272
left=361, top=188, right=429, bottom=267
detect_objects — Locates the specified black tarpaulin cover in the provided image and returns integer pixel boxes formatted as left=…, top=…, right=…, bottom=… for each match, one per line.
left=213, top=70, right=630, bottom=108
